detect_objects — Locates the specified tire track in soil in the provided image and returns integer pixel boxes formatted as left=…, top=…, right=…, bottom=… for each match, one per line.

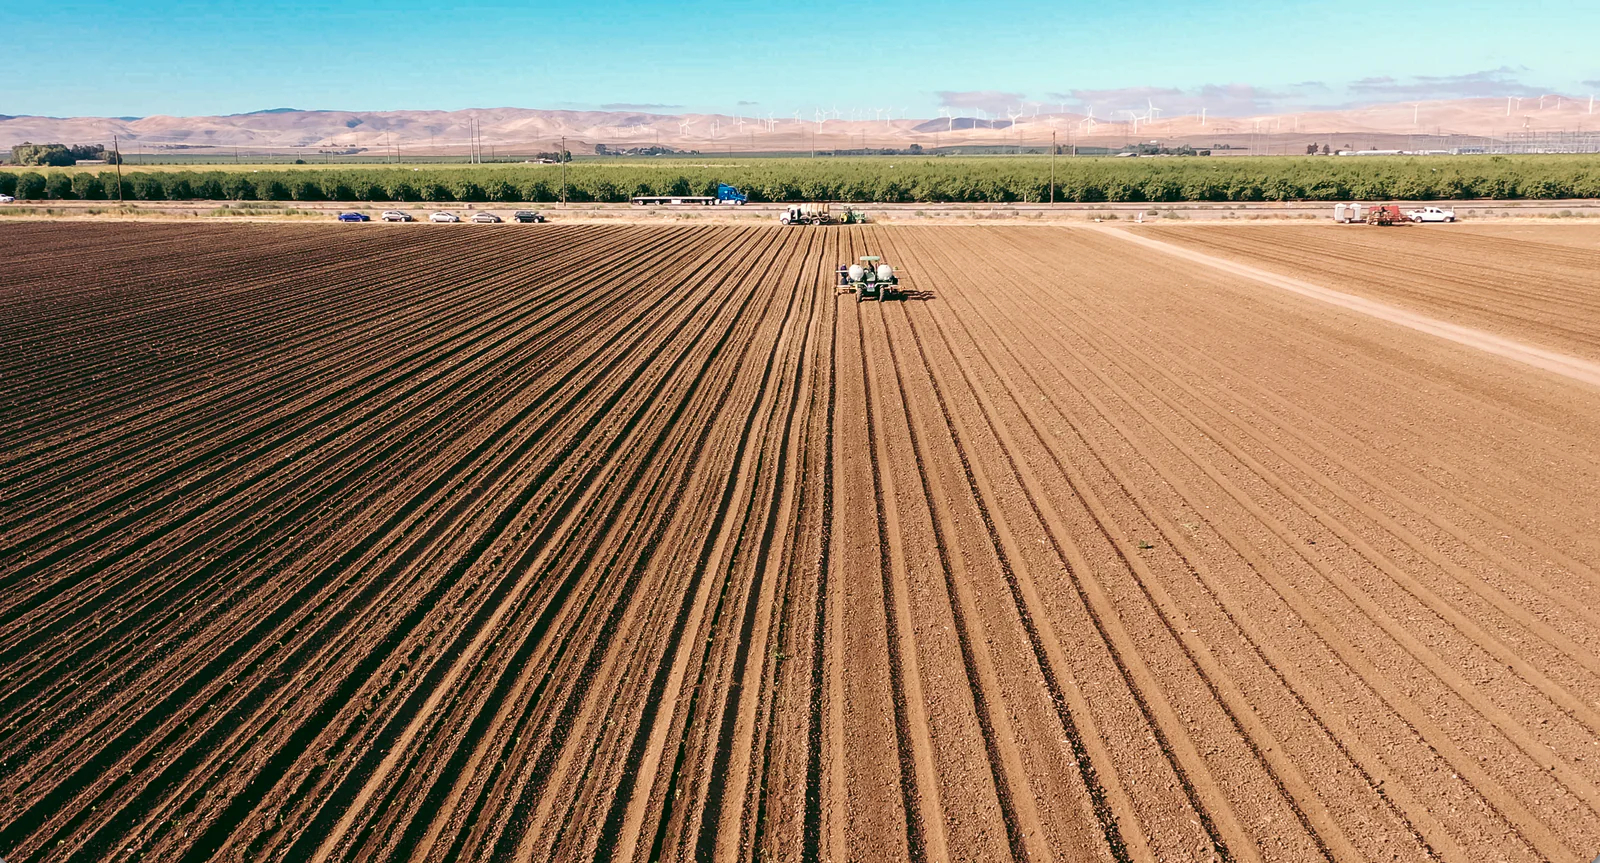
left=932, top=225, right=1579, bottom=860
left=897, top=232, right=1446, bottom=861
left=892, top=226, right=1399, bottom=862
left=291, top=226, right=793, bottom=863
left=1105, top=227, right=1600, bottom=388
left=6, top=221, right=1597, bottom=863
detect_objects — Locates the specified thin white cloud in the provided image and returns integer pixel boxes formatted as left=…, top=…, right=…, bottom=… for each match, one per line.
left=1348, top=66, right=1543, bottom=99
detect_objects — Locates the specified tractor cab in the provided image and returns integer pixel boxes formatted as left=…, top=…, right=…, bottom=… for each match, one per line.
left=839, top=255, right=899, bottom=302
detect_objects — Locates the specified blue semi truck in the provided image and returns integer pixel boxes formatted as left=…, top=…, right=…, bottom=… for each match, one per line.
left=630, top=182, right=747, bottom=206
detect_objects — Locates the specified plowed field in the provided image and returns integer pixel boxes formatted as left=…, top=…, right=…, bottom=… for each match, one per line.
left=1146, top=223, right=1600, bottom=361
left=3, top=221, right=1599, bottom=863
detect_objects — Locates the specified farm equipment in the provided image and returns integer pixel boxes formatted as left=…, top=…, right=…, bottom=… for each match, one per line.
left=1365, top=204, right=1407, bottom=226
left=781, top=203, right=868, bottom=225
left=781, top=203, right=833, bottom=225
left=837, top=255, right=899, bottom=302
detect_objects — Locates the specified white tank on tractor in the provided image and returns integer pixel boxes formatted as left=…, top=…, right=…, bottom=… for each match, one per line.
left=837, top=256, right=900, bottom=302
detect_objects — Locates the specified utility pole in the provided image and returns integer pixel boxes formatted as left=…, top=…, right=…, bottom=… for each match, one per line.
left=1050, top=130, right=1056, bottom=204
left=113, top=135, right=124, bottom=202
left=560, top=135, right=567, bottom=207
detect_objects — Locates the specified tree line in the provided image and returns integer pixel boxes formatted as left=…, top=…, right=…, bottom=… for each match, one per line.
left=2, top=155, right=1596, bottom=203
left=8, top=143, right=120, bottom=167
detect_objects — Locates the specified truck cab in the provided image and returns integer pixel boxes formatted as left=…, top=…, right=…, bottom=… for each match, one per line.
left=716, top=183, right=747, bottom=204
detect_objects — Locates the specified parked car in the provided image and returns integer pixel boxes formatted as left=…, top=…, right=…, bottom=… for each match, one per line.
left=337, top=212, right=370, bottom=222
left=471, top=212, right=503, bottom=223
left=1405, top=206, right=1456, bottom=223
left=513, top=210, right=545, bottom=223
left=0, top=194, right=14, bottom=203
left=429, top=212, right=460, bottom=223
left=380, top=210, right=414, bottom=222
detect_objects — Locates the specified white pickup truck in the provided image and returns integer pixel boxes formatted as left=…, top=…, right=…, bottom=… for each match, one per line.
left=1405, top=206, right=1456, bottom=223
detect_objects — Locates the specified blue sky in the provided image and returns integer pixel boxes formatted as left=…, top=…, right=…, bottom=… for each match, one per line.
left=3, top=0, right=1597, bottom=118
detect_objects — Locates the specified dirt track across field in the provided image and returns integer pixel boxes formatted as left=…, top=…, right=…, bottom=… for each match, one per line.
left=1107, top=226, right=1600, bottom=386
left=1144, top=222, right=1600, bottom=362
left=3, top=222, right=1600, bottom=862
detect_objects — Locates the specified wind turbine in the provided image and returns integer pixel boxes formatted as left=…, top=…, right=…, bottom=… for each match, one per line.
left=831, top=106, right=841, bottom=121
left=815, top=108, right=824, bottom=125
left=793, top=110, right=802, bottom=124
left=1412, top=102, right=1420, bottom=125
left=679, top=120, right=692, bottom=137
left=1147, top=97, right=1163, bottom=123
left=1507, top=96, right=1515, bottom=116
left=938, top=107, right=954, bottom=132
left=1200, top=106, right=1207, bottom=126
left=1006, top=105, right=1022, bottom=128
left=1590, top=94, right=1595, bottom=114
left=1124, top=109, right=1142, bottom=135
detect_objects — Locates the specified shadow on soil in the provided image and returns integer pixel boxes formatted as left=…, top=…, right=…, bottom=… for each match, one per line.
left=839, top=288, right=937, bottom=302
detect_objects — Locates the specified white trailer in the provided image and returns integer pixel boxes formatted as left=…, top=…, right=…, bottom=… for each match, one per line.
left=781, top=203, right=832, bottom=225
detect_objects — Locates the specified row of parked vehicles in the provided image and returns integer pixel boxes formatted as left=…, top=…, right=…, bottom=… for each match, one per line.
left=337, top=209, right=546, bottom=223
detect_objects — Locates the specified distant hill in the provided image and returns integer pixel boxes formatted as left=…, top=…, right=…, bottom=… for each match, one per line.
left=2, top=98, right=1594, bottom=155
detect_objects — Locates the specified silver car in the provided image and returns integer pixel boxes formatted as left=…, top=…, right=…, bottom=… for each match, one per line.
left=381, top=210, right=414, bottom=222
left=471, top=212, right=503, bottom=223
left=429, top=212, right=460, bottom=223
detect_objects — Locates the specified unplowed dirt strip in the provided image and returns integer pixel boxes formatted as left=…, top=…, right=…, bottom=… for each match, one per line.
left=1141, top=223, right=1600, bottom=363
left=1106, top=226, right=1600, bottom=388
left=3, top=221, right=1598, bottom=863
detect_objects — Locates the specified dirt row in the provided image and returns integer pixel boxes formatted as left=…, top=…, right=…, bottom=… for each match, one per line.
left=2, top=222, right=1598, bottom=862
left=1143, top=222, right=1600, bottom=361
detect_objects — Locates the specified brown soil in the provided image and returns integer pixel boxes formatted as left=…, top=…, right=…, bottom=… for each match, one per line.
left=1456, top=221, right=1600, bottom=251
left=1142, top=222, right=1600, bottom=362
left=2, top=221, right=1598, bottom=862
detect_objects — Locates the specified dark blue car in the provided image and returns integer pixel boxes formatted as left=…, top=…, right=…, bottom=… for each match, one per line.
left=337, top=212, right=370, bottom=222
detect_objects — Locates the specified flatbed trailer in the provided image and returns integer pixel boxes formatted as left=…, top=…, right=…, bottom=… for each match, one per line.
left=631, top=183, right=747, bottom=206
left=630, top=195, right=721, bottom=205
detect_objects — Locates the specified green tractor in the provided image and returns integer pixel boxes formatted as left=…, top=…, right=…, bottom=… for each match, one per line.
left=837, top=255, right=899, bottom=302
left=838, top=206, right=868, bottom=225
